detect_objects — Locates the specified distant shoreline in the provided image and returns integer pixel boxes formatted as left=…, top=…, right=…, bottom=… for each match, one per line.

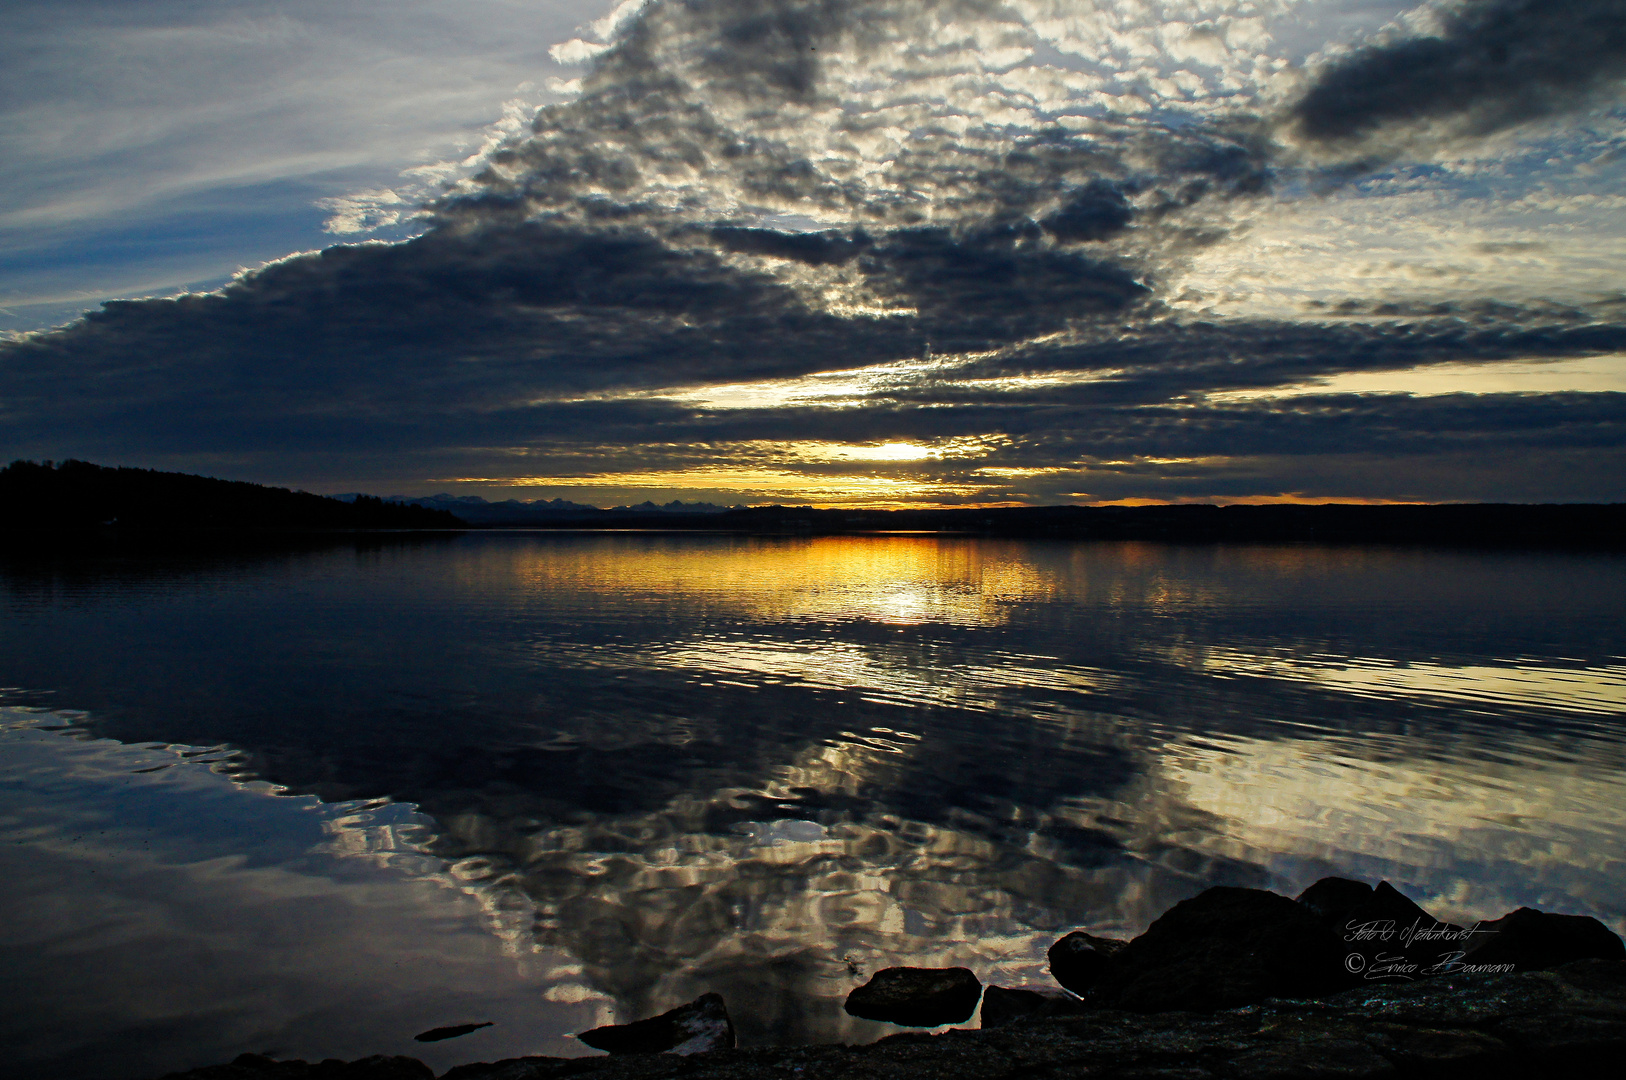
left=5, top=503, right=1625, bottom=552
left=441, top=502, right=1626, bottom=549
left=3, top=460, right=1622, bottom=549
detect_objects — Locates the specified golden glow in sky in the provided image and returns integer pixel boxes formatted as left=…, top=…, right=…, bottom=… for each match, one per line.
left=1209, top=355, right=1626, bottom=401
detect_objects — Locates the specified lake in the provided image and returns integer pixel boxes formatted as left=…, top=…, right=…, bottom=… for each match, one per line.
left=2, top=532, right=1623, bottom=1078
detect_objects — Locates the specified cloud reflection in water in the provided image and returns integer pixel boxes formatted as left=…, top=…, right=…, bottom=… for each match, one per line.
left=1, top=535, right=1624, bottom=1063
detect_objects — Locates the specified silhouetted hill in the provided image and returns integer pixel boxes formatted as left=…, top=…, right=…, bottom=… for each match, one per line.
left=0, top=460, right=465, bottom=530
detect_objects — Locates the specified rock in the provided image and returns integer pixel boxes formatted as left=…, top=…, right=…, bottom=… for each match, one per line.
left=1492, top=1013, right=1626, bottom=1069
left=1295, top=877, right=1376, bottom=927
left=1298, top=877, right=1464, bottom=980
left=1554, top=956, right=1626, bottom=1000
left=333, top=1059, right=436, bottom=1080
left=154, top=1055, right=435, bottom=1080
left=439, top=1058, right=571, bottom=1080
left=575, top=992, right=735, bottom=1055
left=844, top=966, right=983, bottom=1026
left=1047, top=930, right=1126, bottom=996
left=413, top=1022, right=493, bottom=1042
left=979, top=985, right=1089, bottom=1028
left=1462, top=907, right=1626, bottom=971
left=1374, top=1026, right=1509, bottom=1070
left=150, top=963, right=1626, bottom=1080
left=1224, top=1037, right=1397, bottom=1078
left=1091, top=886, right=1347, bottom=1011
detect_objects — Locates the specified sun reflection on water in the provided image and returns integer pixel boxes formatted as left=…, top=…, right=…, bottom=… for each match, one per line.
left=500, top=535, right=1056, bottom=623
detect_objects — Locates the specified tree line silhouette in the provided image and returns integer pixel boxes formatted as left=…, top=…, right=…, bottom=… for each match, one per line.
left=0, top=460, right=464, bottom=530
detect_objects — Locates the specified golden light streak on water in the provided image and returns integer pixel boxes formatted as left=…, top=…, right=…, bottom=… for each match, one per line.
left=487, top=535, right=1079, bottom=628
left=1204, top=648, right=1626, bottom=717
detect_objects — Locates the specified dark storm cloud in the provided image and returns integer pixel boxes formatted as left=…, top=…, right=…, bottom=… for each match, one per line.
left=569, top=389, right=1626, bottom=461
left=910, top=308, right=1626, bottom=401
left=1039, top=180, right=1134, bottom=243
left=858, top=225, right=1149, bottom=338
left=997, top=392, right=1626, bottom=463
left=0, top=223, right=908, bottom=423
left=0, top=202, right=1160, bottom=428
left=710, top=226, right=873, bottom=264
left=1291, top=0, right=1626, bottom=146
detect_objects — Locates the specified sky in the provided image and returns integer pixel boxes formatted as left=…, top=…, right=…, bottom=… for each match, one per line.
left=2, top=0, right=1624, bottom=507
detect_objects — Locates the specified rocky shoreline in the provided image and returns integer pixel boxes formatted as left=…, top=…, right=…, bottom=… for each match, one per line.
left=154, top=878, right=1626, bottom=1080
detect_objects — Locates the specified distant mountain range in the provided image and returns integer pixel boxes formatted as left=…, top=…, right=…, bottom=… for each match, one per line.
left=332, top=492, right=734, bottom=525
left=1, top=460, right=463, bottom=530
left=344, top=493, right=1625, bottom=548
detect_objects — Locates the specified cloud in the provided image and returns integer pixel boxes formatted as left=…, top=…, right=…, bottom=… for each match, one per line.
left=446, top=0, right=1275, bottom=231
left=1039, top=180, right=1135, bottom=242
left=1, top=0, right=1623, bottom=503
left=0, top=0, right=597, bottom=329
left=549, top=38, right=613, bottom=65
left=1289, top=0, right=1626, bottom=152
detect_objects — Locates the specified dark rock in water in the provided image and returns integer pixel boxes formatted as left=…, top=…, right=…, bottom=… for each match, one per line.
left=413, top=1022, right=493, bottom=1043
left=1296, top=876, right=1376, bottom=926
left=1091, top=885, right=1346, bottom=1011
left=394, top=961, right=1626, bottom=1079
left=1462, top=907, right=1626, bottom=971
left=149, top=960, right=1626, bottom=1080
left=1299, top=877, right=1465, bottom=980
left=1046, top=930, right=1125, bottom=996
left=1356, top=880, right=1441, bottom=928
left=979, top=985, right=1088, bottom=1028
left=844, top=966, right=982, bottom=1026
left=1300, top=877, right=1448, bottom=935
left=576, top=992, right=735, bottom=1055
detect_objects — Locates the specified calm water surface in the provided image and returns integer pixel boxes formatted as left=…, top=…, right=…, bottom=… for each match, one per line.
left=2, top=533, right=1624, bottom=1078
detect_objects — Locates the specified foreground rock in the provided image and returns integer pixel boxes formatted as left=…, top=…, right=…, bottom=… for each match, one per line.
left=157, top=1054, right=432, bottom=1079
left=1298, top=878, right=1466, bottom=975
left=167, top=960, right=1626, bottom=1079
left=575, top=993, right=735, bottom=1055
left=152, top=879, right=1626, bottom=1080
left=1064, top=879, right=1626, bottom=1009
left=978, top=985, right=1088, bottom=1028
left=844, top=966, right=982, bottom=1026
left=1463, top=906, right=1626, bottom=971
left=1089, top=885, right=1348, bottom=1010
left=1045, top=930, right=1125, bottom=996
